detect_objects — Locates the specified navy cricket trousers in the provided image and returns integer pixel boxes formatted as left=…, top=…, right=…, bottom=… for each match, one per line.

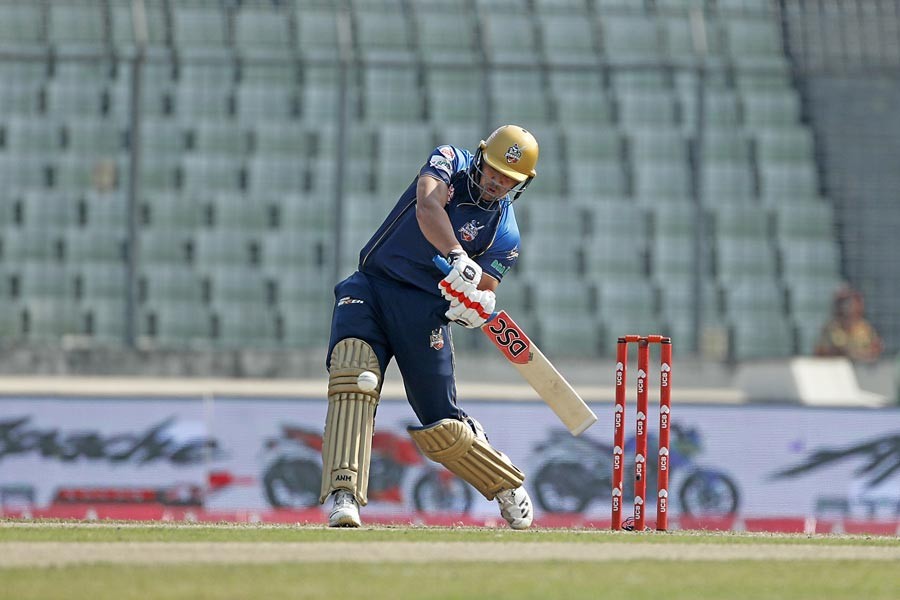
left=327, top=271, right=467, bottom=426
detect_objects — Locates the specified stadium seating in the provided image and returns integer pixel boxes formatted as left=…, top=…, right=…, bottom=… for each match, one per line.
left=0, top=0, right=844, bottom=359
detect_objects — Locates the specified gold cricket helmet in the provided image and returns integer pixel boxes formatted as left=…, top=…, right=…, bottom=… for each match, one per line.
left=479, top=125, right=539, bottom=183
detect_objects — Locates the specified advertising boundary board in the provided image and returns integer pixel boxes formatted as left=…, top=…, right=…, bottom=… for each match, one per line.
left=1, top=395, right=898, bottom=536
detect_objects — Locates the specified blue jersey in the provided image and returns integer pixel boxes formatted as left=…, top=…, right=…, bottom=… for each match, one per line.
left=358, top=145, right=521, bottom=295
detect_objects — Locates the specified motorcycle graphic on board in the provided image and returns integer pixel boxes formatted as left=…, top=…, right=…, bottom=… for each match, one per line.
left=261, top=424, right=473, bottom=513
left=531, top=422, right=740, bottom=516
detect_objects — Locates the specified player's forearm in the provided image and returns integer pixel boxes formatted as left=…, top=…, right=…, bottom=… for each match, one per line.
left=416, top=175, right=462, bottom=256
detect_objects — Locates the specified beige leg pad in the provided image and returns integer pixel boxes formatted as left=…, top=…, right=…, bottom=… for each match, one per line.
left=319, top=338, right=381, bottom=506
left=408, top=419, right=525, bottom=501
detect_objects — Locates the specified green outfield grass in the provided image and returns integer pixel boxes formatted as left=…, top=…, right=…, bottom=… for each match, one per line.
left=1, top=521, right=898, bottom=600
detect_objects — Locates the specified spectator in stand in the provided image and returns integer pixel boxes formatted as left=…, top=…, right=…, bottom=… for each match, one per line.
left=814, top=285, right=883, bottom=363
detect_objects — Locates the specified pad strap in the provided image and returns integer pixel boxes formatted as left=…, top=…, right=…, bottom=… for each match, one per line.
left=408, top=419, right=524, bottom=500
left=319, top=338, right=381, bottom=505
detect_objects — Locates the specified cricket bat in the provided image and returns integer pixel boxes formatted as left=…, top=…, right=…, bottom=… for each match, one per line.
left=434, top=256, right=597, bottom=436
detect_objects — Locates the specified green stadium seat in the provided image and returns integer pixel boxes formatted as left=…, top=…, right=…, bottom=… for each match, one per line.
left=110, top=0, right=168, bottom=49
left=181, top=156, right=245, bottom=193
left=561, top=126, right=622, bottom=161
left=276, top=193, right=334, bottom=230
left=6, top=117, right=63, bottom=152
left=701, top=162, right=756, bottom=198
left=658, top=277, right=722, bottom=323
left=300, top=66, right=346, bottom=123
left=0, top=156, right=50, bottom=189
left=662, top=15, right=724, bottom=58
left=722, top=277, right=785, bottom=316
left=234, top=7, right=293, bottom=51
left=583, top=199, right=648, bottom=241
left=171, top=6, right=228, bottom=49
left=723, top=17, right=784, bottom=58
left=18, top=191, right=80, bottom=228
left=82, top=299, right=127, bottom=343
left=714, top=236, right=778, bottom=282
left=137, top=118, right=187, bottom=156
left=191, top=120, right=251, bottom=156
left=569, top=160, right=627, bottom=196
left=203, top=266, right=270, bottom=305
left=531, top=276, right=595, bottom=315
left=54, top=154, right=125, bottom=193
left=538, top=312, right=603, bottom=357
left=617, top=89, right=677, bottom=126
left=74, top=263, right=128, bottom=302
left=600, top=15, right=663, bottom=60
left=236, top=84, right=298, bottom=121
left=711, top=204, right=770, bottom=238
left=45, top=80, right=106, bottom=117
left=700, top=129, right=750, bottom=162
left=596, top=279, right=659, bottom=331
left=138, top=265, right=204, bottom=304
left=415, top=8, right=479, bottom=64
left=425, top=70, right=486, bottom=123
left=353, top=8, right=414, bottom=62
left=779, top=238, right=841, bottom=281
left=296, top=6, right=340, bottom=61
left=759, top=163, right=819, bottom=199
left=64, top=229, right=126, bottom=263
left=651, top=233, right=697, bottom=277
left=48, top=4, right=106, bottom=49
left=280, top=304, right=331, bottom=348
left=651, top=202, right=702, bottom=237
left=376, top=123, right=435, bottom=166
left=82, top=191, right=128, bottom=230
left=23, top=299, right=83, bottom=339
left=193, top=230, right=260, bottom=267
left=247, top=157, right=306, bottom=194
left=771, top=200, right=835, bottom=240
left=742, top=89, right=801, bottom=127
left=628, top=127, right=688, bottom=163
left=516, top=232, right=581, bottom=275
left=634, top=161, right=691, bottom=198
left=553, top=84, right=616, bottom=124
left=1, top=228, right=63, bottom=262
left=680, top=88, right=743, bottom=129
left=141, top=193, right=203, bottom=230
left=209, top=193, right=271, bottom=231
left=0, top=4, right=44, bottom=45
left=137, top=230, right=193, bottom=265
left=490, top=71, right=552, bottom=123
left=261, top=230, right=329, bottom=269
left=481, top=14, right=539, bottom=65
left=363, top=65, right=423, bottom=122
left=66, top=120, right=124, bottom=156
left=533, top=0, right=589, bottom=13
left=139, top=301, right=213, bottom=347
left=211, top=302, right=280, bottom=349
left=729, top=313, right=795, bottom=359
left=253, top=121, right=308, bottom=156
left=174, top=78, right=234, bottom=119
left=17, top=262, right=72, bottom=300
left=583, top=235, right=646, bottom=278
left=756, top=127, right=815, bottom=163
left=539, top=14, right=599, bottom=66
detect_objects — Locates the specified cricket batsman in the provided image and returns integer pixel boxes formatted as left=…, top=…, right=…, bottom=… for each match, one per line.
left=320, top=125, right=539, bottom=528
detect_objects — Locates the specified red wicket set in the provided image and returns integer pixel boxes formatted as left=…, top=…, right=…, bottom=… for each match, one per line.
left=612, top=335, right=672, bottom=531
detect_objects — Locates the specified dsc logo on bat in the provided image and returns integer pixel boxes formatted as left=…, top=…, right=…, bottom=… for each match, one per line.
left=486, top=312, right=532, bottom=364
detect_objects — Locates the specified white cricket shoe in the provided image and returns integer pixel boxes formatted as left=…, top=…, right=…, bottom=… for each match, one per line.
left=496, top=486, right=533, bottom=530
left=328, top=490, right=361, bottom=528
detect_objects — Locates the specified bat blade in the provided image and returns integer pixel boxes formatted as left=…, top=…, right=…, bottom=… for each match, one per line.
left=432, top=255, right=596, bottom=435
left=484, top=311, right=597, bottom=436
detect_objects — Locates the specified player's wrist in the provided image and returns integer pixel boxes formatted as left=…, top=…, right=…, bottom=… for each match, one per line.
left=445, top=247, right=467, bottom=263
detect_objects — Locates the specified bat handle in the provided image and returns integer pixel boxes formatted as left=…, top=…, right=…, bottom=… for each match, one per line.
left=432, top=255, right=499, bottom=323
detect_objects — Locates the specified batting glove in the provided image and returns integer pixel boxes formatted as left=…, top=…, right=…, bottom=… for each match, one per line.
left=439, top=249, right=482, bottom=301
left=445, top=288, right=496, bottom=329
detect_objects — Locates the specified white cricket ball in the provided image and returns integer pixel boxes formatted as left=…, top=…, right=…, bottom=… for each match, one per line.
left=357, top=371, right=378, bottom=392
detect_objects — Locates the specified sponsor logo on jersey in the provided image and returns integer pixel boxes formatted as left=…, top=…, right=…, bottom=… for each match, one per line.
left=505, top=143, right=522, bottom=164
left=430, top=328, right=444, bottom=350
left=458, top=220, right=484, bottom=242
left=506, top=246, right=519, bottom=260
left=439, top=145, right=456, bottom=160
left=429, top=155, right=452, bottom=177
left=337, top=296, right=364, bottom=307
left=491, top=259, right=509, bottom=276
